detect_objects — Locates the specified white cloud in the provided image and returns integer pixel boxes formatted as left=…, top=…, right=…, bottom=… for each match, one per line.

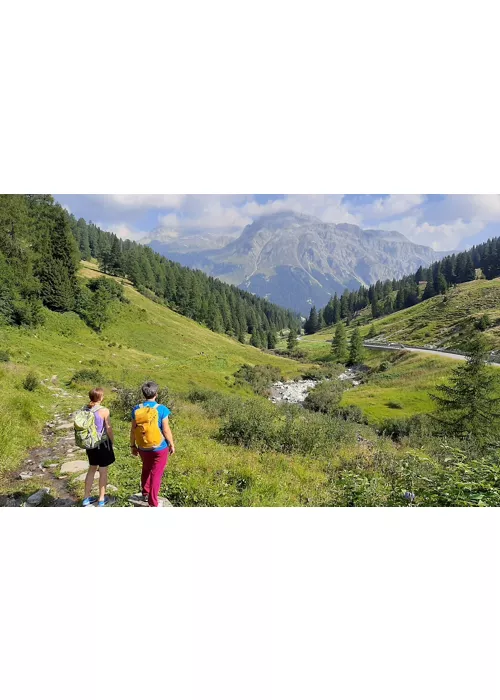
left=96, top=222, right=148, bottom=241
left=75, top=194, right=500, bottom=250
left=96, top=194, right=187, bottom=210
left=376, top=216, right=485, bottom=250
left=354, top=194, right=425, bottom=219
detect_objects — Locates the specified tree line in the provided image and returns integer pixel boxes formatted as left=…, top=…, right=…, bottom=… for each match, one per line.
left=0, top=195, right=299, bottom=346
left=303, top=236, right=500, bottom=333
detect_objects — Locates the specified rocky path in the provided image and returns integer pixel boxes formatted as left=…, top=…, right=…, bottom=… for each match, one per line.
left=0, top=378, right=109, bottom=507
left=0, top=378, right=171, bottom=508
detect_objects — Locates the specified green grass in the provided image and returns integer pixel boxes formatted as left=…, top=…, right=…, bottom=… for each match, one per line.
left=302, top=278, right=500, bottom=351
left=3, top=265, right=498, bottom=505
left=0, top=263, right=328, bottom=503
left=341, top=353, right=461, bottom=422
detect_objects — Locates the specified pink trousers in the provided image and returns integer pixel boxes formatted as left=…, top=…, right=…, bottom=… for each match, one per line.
left=140, top=448, right=169, bottom=507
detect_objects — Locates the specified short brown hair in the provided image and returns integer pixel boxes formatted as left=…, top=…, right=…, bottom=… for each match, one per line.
left=89, top=387, right=104, bottom=404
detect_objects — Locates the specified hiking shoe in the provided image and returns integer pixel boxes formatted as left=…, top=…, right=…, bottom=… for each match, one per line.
left=129, top=493, right=149, bottom=506
left=98, top=496, right=111, bottom=507
left=82, top=496, right=98, bottom=507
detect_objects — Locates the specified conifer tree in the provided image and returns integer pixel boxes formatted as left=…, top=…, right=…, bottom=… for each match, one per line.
left=431, top=334, right=500, bottom=441
left=348, top=327, right=364, bottom=366
left=331, top=322, right=348, bottom=363
left=287, top=328, right=298, bottom=352
left=304, top=306, right=320, bottom=335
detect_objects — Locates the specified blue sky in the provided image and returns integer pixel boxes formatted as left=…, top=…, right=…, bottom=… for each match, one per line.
left=53, top=194, right=500, bottom=251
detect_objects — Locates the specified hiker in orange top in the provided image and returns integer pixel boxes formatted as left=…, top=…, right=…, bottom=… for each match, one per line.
left=130, top=381, right=175, bottom=507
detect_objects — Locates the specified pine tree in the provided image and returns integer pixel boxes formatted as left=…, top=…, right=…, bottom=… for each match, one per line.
left=331, top=322, right=348, bottom=363
left=431, top=334, right=500, bottom=441
left=348, top=327, right=364, bottom=366
left=287, top=328, right=298, bottom=352
left=267, top=328, right=278, bottom=349
left=304, top=306, right=320, bottom=335
left=437, top=272, right=448, bottom=295
left=422, top=278, right=436, bottom=301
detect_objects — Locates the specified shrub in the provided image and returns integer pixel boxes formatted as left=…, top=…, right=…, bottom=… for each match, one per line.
left=335, top=405, right=368, bottom=424
left=303, top=380, right=344, bottom=414
left=216, top=398, right=367, bottom=458
left=87, top=277, right=127, bottom=303
left=233, top=364, right=283, bottom=395
left=110, top=383, right=174, bottom=420
left=187, top=387, right=240, bottom=419
left=22, top=371, right=39, bottom=392
left=0, top=350, right=10, bottom=362
left=70, top=368, right=106, bottom=386
left=301, top=363, right=343, bottom=381
left=386, top=401, right=403, bottom=410
left=378, top=361, right=390, bottom=372
left=379, top=414, right=434, bottom=441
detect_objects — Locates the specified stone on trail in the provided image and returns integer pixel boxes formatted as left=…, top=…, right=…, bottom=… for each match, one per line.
left=26, top=488, right=50, bottom=506
left=54, top=422, right=73, bottom=431
left=129, top=493, right=173, bottom=508
left=107, top=485, right=118, bottom=492
left=19, top=471, right=34, bottom=480
left=60, top=460, right=88, bottom=474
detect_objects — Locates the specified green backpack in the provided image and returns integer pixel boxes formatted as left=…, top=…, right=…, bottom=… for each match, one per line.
left=74, top=406, right=106, bottom=449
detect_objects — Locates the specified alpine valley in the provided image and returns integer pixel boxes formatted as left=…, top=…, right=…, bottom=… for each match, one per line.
left=144, top=211, right=446, bottom=313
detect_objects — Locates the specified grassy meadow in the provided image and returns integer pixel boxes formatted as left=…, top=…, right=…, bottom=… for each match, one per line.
left=2, top=264, right=499, bottom=506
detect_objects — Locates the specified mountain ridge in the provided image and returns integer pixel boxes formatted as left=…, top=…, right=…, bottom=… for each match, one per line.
left=145, top=212, right=445, bottom=313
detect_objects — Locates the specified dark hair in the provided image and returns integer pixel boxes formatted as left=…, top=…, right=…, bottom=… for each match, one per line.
left=141, top=381, right=159, bottom=399
left=89, top=387, right=104, bottom=405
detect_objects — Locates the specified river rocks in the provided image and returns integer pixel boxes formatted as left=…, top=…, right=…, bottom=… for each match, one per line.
left=270, top=380, right=317, bottom=404
left=270, top=367, right=364, bottom=405
left=60, top=460, right=88, bottom=474
left=26, top=488, right=50, bottom=506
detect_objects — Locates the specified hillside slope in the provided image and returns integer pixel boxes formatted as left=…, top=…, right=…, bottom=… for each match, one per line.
left=303, top=279, right=500, bottom=353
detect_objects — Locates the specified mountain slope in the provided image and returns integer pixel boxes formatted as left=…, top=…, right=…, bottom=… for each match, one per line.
left=303, top=278, right=500, bottom=353
left=147, top=212, right=443, bottom=313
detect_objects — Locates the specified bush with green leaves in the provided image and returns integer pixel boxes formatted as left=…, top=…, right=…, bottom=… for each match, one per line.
left=233, top=364, right=283, bottom=395
left=216, top=397, right=368, bottom=457
left=0, top=350, right=10, bottom=362
left=378, top=361, right=390, bottom=372
left=379, top=414, right=434, bottom=441
left=335, top=405, right=368, bottom=424
left=22, top=371, right=39, bottom=392
left=301, top=363, right=343, bottom=381
left=188, top=387, right=241, bottom=419
left=110, top=383, right=174, bottom=420
left=69, top=368, right=106, bottom=386
left=303, top=380, right=344, bottom=414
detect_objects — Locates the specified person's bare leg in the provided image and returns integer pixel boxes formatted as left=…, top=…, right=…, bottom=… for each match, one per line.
left=84, top=466, right=97, bottom=500
left=99, top=467, right=108, bottom=503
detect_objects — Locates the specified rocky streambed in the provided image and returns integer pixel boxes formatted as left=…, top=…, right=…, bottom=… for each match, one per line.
left=270, top=367, right=362, bottom=405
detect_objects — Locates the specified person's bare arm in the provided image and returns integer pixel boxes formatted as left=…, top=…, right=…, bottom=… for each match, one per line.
left=130, top=419, right=138, bottom=456
left=162, top=417, right=176, bottom=455
left=100, top=408, right=114, bottom=443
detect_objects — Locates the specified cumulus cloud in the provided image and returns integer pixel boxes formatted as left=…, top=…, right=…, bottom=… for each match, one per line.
left=96, top=222, right=149, bottom=241
left=353, top=194, right=425, bottom=219
left=60, top=193, right=500, bottom=250
left=375, top=216, right=485, bottom=251
left=96, top=194, right=187, bottom=210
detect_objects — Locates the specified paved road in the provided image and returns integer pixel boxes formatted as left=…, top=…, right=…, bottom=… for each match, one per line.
left=363, top=342, right=500, bottom=367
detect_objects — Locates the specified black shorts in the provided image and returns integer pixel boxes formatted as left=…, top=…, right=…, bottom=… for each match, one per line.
left=86, top=441, right=116, bottom=468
